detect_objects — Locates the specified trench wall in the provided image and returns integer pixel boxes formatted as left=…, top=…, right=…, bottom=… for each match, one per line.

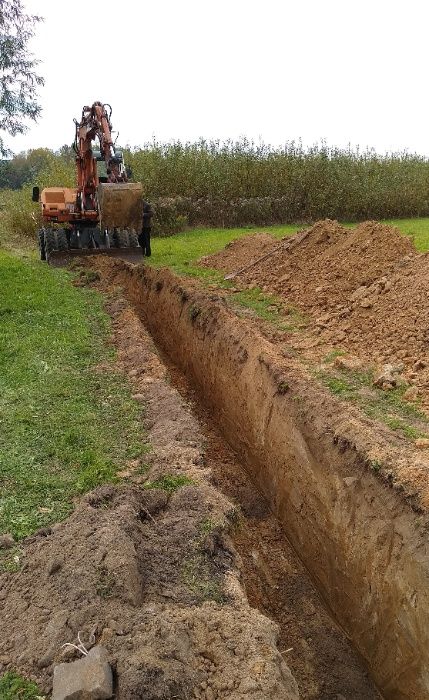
left=105, top=261, right=429, bottom=700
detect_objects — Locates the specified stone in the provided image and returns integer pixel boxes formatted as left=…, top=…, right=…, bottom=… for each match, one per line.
left=360, top=298, right=373, bottom=308
left=334, top=355, right=362, bottom=371
left=0, top=534, right=15, bottom=549
left=350, top=285, right=368, bottom=301
left=47, top=558, right=63, bottom=576
left=131, top=393, right=145, bottom=402
left=415, top=438, right=429, bottom=450
left=52, top=646, right=113, bottom=700
left=373, top=364, right=400, bottom=389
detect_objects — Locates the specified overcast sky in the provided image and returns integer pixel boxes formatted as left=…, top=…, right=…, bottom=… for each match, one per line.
left=8, top=0, right=429, bottom=155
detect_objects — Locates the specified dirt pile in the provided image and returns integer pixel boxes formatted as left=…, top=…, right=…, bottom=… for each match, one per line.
left=205, top=220, right=414, bottom=311
left=200, top=233, right=278, bottom=273
left=314, top=252, right=429, bottom=373
left=0, top=486, right=296, bottom=700
left=202, top=220, right=429, bottom=387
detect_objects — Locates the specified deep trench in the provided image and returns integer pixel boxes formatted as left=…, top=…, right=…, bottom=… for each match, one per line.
left=111, top=275, right=383, bottom=698
left=163, top=363, right=382, bottom=699
left=98, top=260, right=429, bottom=700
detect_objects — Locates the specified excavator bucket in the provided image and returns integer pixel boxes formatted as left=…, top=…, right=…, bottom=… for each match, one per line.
left=46, top=247, right=144, bottom=267
left=98, top=182, right=143, bottom=231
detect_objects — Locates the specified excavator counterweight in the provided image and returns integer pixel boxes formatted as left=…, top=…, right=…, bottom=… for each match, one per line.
left=33, top=102, right=147, bottom=266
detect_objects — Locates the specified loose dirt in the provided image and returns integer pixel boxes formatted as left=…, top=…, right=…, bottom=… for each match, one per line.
left=201, top=220, right=429, bottom=409
left=199, top=233, right=277, bottom=272
left=5, top=227, right=429, bottom=699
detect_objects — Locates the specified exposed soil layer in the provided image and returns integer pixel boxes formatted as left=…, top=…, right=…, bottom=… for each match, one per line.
left=168, top=369, right=380, bottom=699
left=201, top=221, right=429, bottom=405
left=93, top=258, right=429, bottom=700
left=0, top=294, right=298, bottom=700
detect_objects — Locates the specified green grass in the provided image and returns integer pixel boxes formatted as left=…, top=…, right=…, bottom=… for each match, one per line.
left=143, top=474, right=194, bottom=493
left=0, top=252, right=147, bottom=541
left=0, top=672, right=44, bottom=699
left=228, top=287, right=306, bottom=331
left=316, top=366, right=428, bottom=440
left=382, top=217, right=429, bottom=252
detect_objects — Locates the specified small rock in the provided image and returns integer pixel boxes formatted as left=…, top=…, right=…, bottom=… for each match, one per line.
left=334, top=355, right=362, bottom=371
left=373, top=364, right=400, bottom=389
left=47, top=558, right=62, bottom=576
left=0, top=534, right=15, bottom=549
left=37, top=651, right=54, bottom=670
left=415, top=439, right=429, bottom=450
left=343, top=477, right=358, bottom=487
left=52, top=646, right=113, bottom=700
left=108, top=619, right=126, bottom=636
left=131, top=393, right=145, bottom=402
left=360, top=298, right=373, bottom=308
left=350, top=285, right=368, bottom=301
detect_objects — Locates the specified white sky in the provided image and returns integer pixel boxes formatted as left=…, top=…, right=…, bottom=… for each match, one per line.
left=7, top=0, right=429, bottom=155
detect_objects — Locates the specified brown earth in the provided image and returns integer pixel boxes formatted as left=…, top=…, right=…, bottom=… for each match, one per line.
left=0, top=292, right=298, bottom=700
left=102, top=267, right=382, bottom=698
left=201, top=220, right=429, bottom=408
left=5, top=228, right=429, bottom=699
left=169, top=370, right=380, bottom=700
left=199, top=233, right=277, bottom=272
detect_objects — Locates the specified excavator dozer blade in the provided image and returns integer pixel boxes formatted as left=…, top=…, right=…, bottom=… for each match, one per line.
left=98, top=182, right=143, bottom=230
left=47, top=247, right=144, bottom=268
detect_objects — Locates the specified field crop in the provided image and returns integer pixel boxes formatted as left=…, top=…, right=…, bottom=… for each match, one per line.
left=4, top=141, right=429, bottom=236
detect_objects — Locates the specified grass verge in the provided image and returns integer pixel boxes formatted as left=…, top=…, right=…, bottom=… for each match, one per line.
left=316, top=365, right=428, bottom=440
left=0, top=671, right=44, bottom=699
left=0, top=252, right=147, bottom=543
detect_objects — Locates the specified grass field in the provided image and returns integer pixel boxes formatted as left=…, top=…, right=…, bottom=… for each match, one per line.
left=0, top=252, right=147, bottom=551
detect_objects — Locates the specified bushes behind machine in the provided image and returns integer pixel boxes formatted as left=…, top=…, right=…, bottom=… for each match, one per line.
left=0, top=187, right=40, bottom=245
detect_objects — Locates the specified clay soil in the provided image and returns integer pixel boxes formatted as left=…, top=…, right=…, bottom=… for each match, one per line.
left=202, top=220, right=429, bottom=410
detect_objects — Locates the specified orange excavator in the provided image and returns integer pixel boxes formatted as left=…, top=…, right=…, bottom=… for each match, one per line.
left=32, top=101, right=147, bottom=265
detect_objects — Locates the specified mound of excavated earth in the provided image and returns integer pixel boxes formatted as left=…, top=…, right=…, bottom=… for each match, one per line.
left=202, top=220, right=429, bottom=405
left=200, top=233, right=277, bottom=272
